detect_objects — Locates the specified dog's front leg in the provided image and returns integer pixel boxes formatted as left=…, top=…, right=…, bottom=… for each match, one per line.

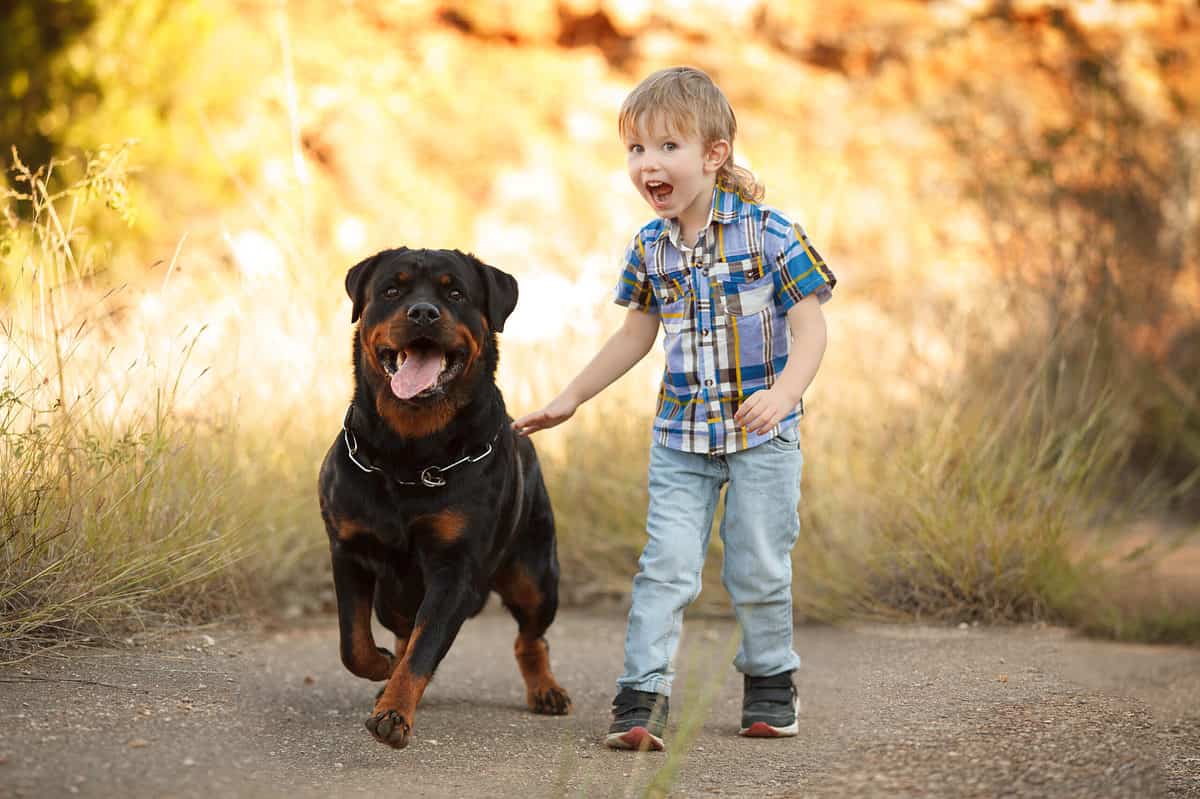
left=364, top=559, right=478, bottom=749
left=331, top=545, right=396, bottom=682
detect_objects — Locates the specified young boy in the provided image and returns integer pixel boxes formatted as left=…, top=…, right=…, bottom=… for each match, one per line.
left=513, top=66, right=835, bottom=751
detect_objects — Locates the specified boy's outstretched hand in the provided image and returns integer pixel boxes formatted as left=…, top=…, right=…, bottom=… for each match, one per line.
left=512, top=307, right=659, bottom=437
left=512, top=394, right=580, bottom=437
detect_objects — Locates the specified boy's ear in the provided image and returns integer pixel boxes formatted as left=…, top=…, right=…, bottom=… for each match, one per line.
left=705, top=139, right=731, bottom=174
left=345, top=249, right=400, bottom=323
left=462, top=251, right=518, bottom=333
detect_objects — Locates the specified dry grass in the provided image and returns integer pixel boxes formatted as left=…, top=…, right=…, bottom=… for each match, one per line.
left=0, top=149, right=331, bottom=658
left=2, top=149, right=239, bottom=654
left=3, top=143, right=1198, bottom=660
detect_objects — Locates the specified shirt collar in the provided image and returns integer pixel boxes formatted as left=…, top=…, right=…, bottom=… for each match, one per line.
left=662, top=183, right=746, bottom=248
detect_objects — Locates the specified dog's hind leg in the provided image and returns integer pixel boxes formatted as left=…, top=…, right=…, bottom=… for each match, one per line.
left=493, top=555, right=572, bottom=716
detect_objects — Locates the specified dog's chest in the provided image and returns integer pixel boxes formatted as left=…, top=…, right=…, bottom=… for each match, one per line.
left=351, top=490, right=482, bottom=547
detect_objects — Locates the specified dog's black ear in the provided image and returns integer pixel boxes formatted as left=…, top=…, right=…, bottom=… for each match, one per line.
left=346, top=249, right=407, bottom=323
left=344, top=254, right=378, bottom=323
left=465, top=252, right=518, bottom=333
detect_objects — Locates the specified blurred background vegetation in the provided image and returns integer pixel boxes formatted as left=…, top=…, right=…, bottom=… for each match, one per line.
left=2, top=0, right=1198, bottom=656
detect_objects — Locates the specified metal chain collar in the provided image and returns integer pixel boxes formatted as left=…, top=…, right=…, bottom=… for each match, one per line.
left=342, top=405, right=499, bottom=488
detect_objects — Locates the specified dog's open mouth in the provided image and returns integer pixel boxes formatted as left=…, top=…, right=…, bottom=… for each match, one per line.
left=378, top=339, right=466, bottom=400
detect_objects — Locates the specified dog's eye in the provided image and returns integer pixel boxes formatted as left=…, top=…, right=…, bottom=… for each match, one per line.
left=383, top=287, right=401, bottom=299
left=448, top=289, right=465, bottom=303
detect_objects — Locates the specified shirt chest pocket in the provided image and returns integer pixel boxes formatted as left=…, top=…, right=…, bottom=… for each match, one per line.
left=648, top=266, right=693, bottom=335
left=649, top=263, right=691, bottom=305
left=717, top=266, right=776, bottom=317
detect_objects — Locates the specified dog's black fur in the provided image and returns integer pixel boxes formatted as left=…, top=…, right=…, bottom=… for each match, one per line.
left=318, top=247, right=570, bottom=749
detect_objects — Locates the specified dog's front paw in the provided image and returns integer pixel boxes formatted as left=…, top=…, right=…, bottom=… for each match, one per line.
left=529, top=685, right=572, bottom=716
left=365, top=708, right=412, bottom=749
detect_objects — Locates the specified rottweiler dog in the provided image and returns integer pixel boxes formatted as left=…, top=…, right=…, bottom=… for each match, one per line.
left=318, top=247, right=570, bottom=750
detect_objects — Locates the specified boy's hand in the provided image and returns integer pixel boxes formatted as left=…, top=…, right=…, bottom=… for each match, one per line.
left=512, top=394, right=580, bottom=437
left=734, top=387, right=797, bottom=435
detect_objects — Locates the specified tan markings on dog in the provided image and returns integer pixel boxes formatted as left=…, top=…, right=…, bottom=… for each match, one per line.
left=346, top=595, right=394, bottom=681
left=375, top=605, right=413, bottom=660
left=333, top=518, right=370, bottom=542
left=363, top=325, right=392, bottom=377
left=514, top=634, right=569, bottom=713
left=493, top=566, right=543, bottom=609
left=454, top=322, right=483, bottom=374
left=415, top=509, right=466, bottom=546
left=375, top=390, right=457, bottom=438
left=438, top=274, right=452, bottom=286
left=493, top=566, right=570, bottom=713
left=373, top=623, right=431, bottom=727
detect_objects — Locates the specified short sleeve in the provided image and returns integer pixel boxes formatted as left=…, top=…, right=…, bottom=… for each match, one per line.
left=612, top=233, right=658, bottom=312
left=764, top=212, right=836, bottom=311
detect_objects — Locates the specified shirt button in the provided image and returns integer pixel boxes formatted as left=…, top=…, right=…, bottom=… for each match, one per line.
left=704, top=379, right=714, bottom=387
left=701, top=329, right=709, bottom=336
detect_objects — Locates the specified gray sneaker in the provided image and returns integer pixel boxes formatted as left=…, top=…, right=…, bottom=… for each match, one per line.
left=605, top=688, right=669, bottom=751
left=739, top=671, right=798, bottom=737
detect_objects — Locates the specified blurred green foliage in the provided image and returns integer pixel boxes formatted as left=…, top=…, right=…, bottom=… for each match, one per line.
left=2, top=0, right=219, bottom=253
left=1, top=0, right=100, bottom=177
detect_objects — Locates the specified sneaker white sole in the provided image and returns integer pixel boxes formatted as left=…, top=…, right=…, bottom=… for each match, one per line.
left=605, top=726, right=665, bottom=751
left=738, top=696, right=800, bottom=737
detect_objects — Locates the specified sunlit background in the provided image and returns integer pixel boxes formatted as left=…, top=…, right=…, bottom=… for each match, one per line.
left=2, top=0, right=1198, bottom=653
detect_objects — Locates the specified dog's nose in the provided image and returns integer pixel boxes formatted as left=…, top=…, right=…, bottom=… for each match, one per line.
left=407, top=302, right=441, bottom=326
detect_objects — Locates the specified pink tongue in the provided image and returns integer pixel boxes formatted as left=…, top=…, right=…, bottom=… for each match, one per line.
left=391, top=350, right=443, bottom=399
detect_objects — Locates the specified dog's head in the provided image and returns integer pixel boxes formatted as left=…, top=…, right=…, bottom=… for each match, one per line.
left=345, top=248, right=518, bottom=431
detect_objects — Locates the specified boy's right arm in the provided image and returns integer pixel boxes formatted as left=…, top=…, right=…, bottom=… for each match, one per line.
left=512, top=308, right=660, bottom=436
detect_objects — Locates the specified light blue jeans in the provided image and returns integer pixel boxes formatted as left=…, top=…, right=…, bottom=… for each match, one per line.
left=617, top=429, right=804, bottom=697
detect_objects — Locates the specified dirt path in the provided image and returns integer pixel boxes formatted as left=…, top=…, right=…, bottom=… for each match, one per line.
left=1, top=606, right=1198, bottom=798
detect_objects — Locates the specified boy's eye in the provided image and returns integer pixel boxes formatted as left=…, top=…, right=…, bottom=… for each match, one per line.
left=628, top=143, right=643, bottom=154
left=663, top=142, right=677, bottom=151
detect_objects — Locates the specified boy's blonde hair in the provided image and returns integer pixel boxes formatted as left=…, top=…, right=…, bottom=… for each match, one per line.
left=618, top=66, right=764, bottom=203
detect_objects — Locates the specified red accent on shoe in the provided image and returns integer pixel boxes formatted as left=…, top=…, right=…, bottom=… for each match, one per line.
left=607, top=726, right=665, bottom=751
left=741, top=721, right=782, bottom=738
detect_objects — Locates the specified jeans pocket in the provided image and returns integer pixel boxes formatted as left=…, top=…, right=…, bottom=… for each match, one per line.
left=766, top=425, right=801, bottom=452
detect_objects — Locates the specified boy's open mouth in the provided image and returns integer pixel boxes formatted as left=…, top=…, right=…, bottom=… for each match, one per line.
left=378, top=338, right=466, bottom=400
left=646, top=180, right=673, bottom=209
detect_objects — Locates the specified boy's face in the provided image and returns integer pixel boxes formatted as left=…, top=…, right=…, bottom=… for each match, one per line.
left=624, top=114, right=729, bottom=232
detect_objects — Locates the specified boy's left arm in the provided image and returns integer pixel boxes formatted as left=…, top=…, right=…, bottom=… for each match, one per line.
left=733, top=294, right=827, bottom=435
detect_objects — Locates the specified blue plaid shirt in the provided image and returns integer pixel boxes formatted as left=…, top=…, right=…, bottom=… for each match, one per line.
left=614, top=184, right=836, bottom=455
